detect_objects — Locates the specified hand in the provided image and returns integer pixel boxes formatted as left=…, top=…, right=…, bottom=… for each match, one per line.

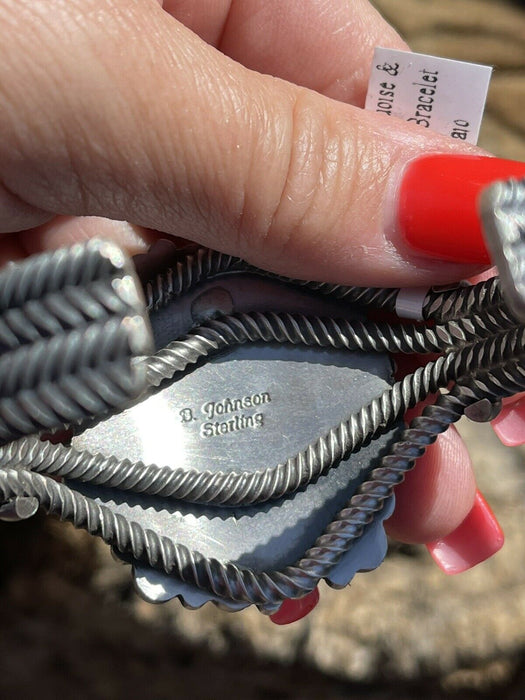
left=1, top=0, right=520, bottom=569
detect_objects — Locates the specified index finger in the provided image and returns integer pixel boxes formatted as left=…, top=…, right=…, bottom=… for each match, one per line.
left=162, top=0, right=408, bottom=105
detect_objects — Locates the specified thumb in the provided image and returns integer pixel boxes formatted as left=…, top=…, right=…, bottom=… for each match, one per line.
left=0, top=1, right=496, bottom=285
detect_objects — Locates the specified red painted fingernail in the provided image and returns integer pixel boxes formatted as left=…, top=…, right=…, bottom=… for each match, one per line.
left=491, top=399, right=525, bottom=446
left=269, top=588, right=320, bottom=625
left=398, top=155, right=525, bottom=263
left=426, top=490, right=504, bottom=574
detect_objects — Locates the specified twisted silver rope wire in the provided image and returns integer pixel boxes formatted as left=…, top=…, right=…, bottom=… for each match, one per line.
left=5, top=325, right=525, bottom=507
left=2, top=356, right=525, bottom=608
left=423, top=277, right=503, bottom=321
left=0, top=239, right=130, bottom=311
left=0, top=317, right=150, bottom=444
left=0, top=355, right=450, bottom=504
left=144, top=308, right=518, bottom=387
left=143, top=247, right=505, bottom=324
left=0, top=276, right=144, bottom=352
left=0, top=240, right=153, bottom=445
left=1, top=245, right=521, bottom=606
left=143, top=247, right=404, bottom=314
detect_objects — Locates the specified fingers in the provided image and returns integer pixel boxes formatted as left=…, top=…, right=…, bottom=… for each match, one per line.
left=463, top=269, right=525, bottom=448
left=20, top=216, right=158, bottom=257
left=162, top=0, right=408, bottom=105
left=385, top=425, right=477, bottom=544
left=386, top=420, right=504, bottom=574
left=0, top=0, right=488, bottom=287
left=492, top=393, right=525, bottom=447
left=0, top=182, right=53, bottom=232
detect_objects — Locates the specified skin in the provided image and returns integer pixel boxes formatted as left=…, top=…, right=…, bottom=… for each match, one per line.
left=2, top=0, right=505, bottom=545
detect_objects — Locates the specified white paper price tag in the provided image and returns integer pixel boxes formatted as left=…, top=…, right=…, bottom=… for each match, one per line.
left=365, top=47, right=492, bottom=144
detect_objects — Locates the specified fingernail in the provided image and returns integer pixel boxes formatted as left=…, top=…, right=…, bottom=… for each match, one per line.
left=491, top=398, right=525, bottom=446
left=269, top=588, right=320, bottom=625
left=398, top=155, right=525, bottom=263
left=426, top=490, right=504, bottom=574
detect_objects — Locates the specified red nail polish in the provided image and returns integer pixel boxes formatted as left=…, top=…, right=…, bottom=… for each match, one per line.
left=491, top=398, right=525, bottom=447
left=426, top=490, right=504, bottom=575
left=398, top=155, right=525, bottom=263
left=269, top=588, right=320, bottom=625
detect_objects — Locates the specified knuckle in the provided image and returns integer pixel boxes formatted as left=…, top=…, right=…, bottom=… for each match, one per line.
left=239, top=87, right=359, bottom=271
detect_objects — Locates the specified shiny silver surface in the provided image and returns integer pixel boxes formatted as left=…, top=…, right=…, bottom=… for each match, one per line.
left=2, top=242, right=525, bottom=613
left=131, top=496, right=395, bottom=606
left=69, top=275, right=396, bottom=608
left=480, top=177, right=525, bottom=320
left=72, top=343, right=393, bottom=571
left=72, top=344, right=390, bottom=477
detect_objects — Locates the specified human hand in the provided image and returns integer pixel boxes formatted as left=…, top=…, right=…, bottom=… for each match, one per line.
left=2, top=0, right=523, bottom=570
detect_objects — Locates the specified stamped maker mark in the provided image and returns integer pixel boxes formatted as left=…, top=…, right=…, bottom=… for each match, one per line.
left=179, top=391, right=272, bottom=439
